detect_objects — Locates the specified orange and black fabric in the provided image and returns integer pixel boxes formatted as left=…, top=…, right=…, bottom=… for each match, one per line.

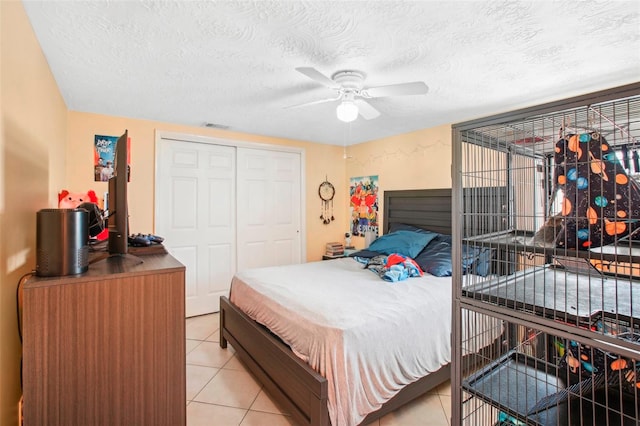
left=558, top=336, right=640, bottom=396
left=553, top=132, right=640, bottom=249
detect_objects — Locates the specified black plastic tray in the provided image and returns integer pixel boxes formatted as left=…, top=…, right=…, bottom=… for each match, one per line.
left=463, top=351, right=568, bottom=426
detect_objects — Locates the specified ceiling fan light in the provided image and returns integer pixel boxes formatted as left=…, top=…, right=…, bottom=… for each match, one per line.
left=336, top=101, right=359, bottom=122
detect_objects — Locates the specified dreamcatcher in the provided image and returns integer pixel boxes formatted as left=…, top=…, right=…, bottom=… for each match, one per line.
left=318, top=178, right=335, bottom=224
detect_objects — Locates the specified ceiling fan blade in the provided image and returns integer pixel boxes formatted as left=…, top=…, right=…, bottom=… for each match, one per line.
left=284, top=95, right=341, bottom=110
left=354, top=99, right=381, bottom=120
left=364, top=81, right=429, bottom=98
left=295, top=67, right=338, bottom=89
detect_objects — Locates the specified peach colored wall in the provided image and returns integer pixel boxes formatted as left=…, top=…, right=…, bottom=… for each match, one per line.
left=67, top=113, right=452, bottom=258
left=1, top=2, right=69, bottom=425
left=67, top=112, right=348, bottom=261
left=345, top=124, right=452, bottom=248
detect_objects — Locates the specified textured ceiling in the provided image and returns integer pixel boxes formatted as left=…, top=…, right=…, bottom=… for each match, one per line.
left=22, top=0, right=640, bottom=146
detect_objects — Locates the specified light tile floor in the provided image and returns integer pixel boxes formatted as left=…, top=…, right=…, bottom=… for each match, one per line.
left=186, top=313, right=452, bottom=426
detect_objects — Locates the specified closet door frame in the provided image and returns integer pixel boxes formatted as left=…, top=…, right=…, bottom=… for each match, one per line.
left=154, top=130, right=307, bottom=305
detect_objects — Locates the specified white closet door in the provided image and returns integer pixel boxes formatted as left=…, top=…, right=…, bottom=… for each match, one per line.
left=156, top=139, right=236, bottom=316
left=236, top=148, right=302, bottom=270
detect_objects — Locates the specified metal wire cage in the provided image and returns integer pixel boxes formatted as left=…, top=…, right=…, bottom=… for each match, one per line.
left=452, top=83, right=640, bottom=426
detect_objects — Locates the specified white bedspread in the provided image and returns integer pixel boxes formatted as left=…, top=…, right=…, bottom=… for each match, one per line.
left=229, top=258, right=472, bottom=425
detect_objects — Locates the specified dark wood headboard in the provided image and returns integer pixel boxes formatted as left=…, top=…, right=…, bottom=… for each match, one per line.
left=383, top=189, right=453, bottom=235
left=383, top=187, right=508, bottom=237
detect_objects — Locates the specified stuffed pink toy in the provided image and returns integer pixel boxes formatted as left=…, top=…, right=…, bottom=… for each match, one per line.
left=58, top=189, right=99, bottom=208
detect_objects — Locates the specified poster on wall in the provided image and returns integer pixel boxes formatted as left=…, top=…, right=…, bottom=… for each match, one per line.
left=93, top=135, right=130, bottom=182
left=349, top=175, right=379, bottom=237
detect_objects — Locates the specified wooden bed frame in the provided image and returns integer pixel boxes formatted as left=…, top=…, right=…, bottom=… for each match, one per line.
left=219, top=189, right=454, bottom=426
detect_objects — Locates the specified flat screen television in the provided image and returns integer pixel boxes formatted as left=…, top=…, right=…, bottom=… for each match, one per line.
left=107, top=130, right=129, bottom=255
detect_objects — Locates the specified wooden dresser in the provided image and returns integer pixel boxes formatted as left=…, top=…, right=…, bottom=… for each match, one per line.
left=22, top=253, right=186, bottom=426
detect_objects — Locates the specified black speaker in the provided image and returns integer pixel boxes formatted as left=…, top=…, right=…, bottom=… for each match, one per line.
left=36, top=208, right=89, bottom=277
left=77, top=202, right=105, bottom=238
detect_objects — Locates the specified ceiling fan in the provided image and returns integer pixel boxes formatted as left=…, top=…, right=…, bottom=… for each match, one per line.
left=286, top=67, right=429, bottom=122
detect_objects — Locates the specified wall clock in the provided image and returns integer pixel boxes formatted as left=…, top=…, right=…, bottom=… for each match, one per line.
left=318, top=179, right=335, bottom=224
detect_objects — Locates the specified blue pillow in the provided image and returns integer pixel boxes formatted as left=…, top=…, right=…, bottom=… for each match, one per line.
left=436, top=234, right=452, bottom=244
left=432, top=235, right=491, bottom=272
left=367, top=230, right=438, bottom=258
left=414, top=240, right=454, bottom=276
left=467, top=247, right=493, bottom=277
left=414, top=235, right=493, bottom=277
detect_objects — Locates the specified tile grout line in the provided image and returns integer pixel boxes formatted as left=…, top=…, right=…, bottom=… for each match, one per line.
left=437, top=394, right=451, bottom=426
left=237, top=385, right=267, bottom=426
left=186, top=335, right=222, bottom=406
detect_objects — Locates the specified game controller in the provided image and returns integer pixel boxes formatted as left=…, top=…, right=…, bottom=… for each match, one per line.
left=128, top=233, right=164, bottom=247
left=135, top=233, right=164, bottom=243
left=128, top=234, right=150, bottom=247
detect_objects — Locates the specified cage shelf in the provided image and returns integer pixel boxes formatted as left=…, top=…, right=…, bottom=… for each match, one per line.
left=462, top=266, right=640, bottom=332
left=463, top=351, right=568, bottom=426
left=464, top=350, right=639, bottom=426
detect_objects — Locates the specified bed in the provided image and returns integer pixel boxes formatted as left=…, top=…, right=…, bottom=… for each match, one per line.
left=219, top=188, right=498, bottom=426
